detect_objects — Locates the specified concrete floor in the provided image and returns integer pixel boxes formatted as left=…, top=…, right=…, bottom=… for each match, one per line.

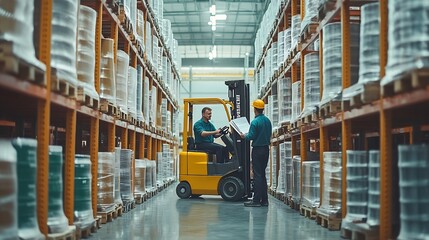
left=89, top=185, right=341, bottom=240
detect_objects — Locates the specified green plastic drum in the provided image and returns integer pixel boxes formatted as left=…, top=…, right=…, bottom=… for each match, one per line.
left=12, top=138, right=43, bottom=239
left=0, top=139, right=18, bottom=239
left=47, top=146, right=68, bottom=233
left=74, top=154, right=93, bottom=228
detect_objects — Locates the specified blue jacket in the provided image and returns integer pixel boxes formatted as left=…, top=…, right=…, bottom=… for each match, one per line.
left=245, top=114, right=272, bottom=147
left=193, top=118, right=216, bottom=144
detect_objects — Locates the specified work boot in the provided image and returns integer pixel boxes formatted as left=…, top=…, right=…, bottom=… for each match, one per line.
left=244, top=201, right=261, bottom=207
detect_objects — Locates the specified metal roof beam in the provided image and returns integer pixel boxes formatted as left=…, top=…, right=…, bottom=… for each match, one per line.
left=174, top=31, right=254, bottom=35
left=171, top=22, right=257, bottom=27
left=178, top=39, right=254, bottom=45
left=182, top=57, right=255, bottom=68
left=164, top=0, right=265, bottom=3
left=164, top=10, right=258, bottom=16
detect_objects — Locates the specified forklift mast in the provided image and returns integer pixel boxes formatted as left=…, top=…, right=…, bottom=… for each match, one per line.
left=225, top=80, right=251, bottom=197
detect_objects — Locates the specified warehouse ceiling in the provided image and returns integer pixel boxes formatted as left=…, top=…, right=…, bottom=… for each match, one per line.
left=163, top=0, right=268, bottom=68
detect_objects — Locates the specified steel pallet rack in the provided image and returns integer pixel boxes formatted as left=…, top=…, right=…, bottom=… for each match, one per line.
left=0, top=0, right=179, bottom=236
left=255, top=0, right=429, bottom=239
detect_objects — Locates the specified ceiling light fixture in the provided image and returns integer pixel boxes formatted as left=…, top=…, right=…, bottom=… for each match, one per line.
left=208, top=45, right=217, bottom=60
left=208, top=4, right=226, bottom=32
left=212, top=46, right=217, bottom=58
left=209, top=5, right=216, bottom=15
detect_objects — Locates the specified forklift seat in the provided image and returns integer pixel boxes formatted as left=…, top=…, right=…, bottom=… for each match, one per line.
left=188, top=136, right=215, bottom=155
left=187, top=136, right=196, bottom=150
left=188, top=136, right=223, bottom=164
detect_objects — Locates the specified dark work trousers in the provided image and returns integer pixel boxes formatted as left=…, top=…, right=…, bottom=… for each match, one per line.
left=251, top=145, right=269, bottom=203
left=196, top=142, right=226, bottom=163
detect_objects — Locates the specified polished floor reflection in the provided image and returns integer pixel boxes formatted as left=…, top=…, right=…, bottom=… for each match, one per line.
left=89, top=185, right=341, bottom=240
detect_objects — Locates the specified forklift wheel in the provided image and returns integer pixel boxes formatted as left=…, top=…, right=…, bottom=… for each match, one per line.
left=176, top=182, right=192, bottom=199
left=219, top=176, right=245, bottom=201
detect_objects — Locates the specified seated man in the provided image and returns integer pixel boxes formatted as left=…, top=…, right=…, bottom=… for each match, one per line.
left=193, top=107, right=227, bottom=163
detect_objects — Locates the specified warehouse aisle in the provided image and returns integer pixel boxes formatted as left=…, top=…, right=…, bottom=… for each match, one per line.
left=89, top=185, right=341, bottom=240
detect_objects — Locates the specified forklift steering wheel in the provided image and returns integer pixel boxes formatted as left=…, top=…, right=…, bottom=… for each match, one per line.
left=219, top=125, right=229, bottom=136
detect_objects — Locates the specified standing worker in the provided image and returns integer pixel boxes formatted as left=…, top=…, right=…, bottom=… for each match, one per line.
left=240, top=99, right=272, bottom=207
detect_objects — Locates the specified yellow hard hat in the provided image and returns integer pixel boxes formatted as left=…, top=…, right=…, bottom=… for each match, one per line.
left=252, top=99, right=265, bottom=109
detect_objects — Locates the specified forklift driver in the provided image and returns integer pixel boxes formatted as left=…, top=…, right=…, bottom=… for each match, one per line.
left=193, top=107, right=228, bottom=163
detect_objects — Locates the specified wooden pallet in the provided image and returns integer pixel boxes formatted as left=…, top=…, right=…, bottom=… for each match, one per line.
left=129, top=115, right=137, bottom=125
left=381, top=69, right=429, bottom=97
left=290, top=120, right=301, bottom=130
left=316, top=211, right=342, bottom=231
left=115, top=204, right=123, bottom=217
left=284, top=195, right=292, bottom=206
left=274, top=69, right=280, bottom=79
left=275, top=192, right=285, bottom=201
left=137, top=42, right=144, bottom=58
left=77, top=87, right=99, bottom=109
left=272, top=127, right=280, bottom=138
left=0, top=40, right=46, bottom=85
left=300, top=23, right=318, bottom=45
left=98, top=209, right=114, bottom=224
left=290, top=198, right=300, bottom=211
left=119, top=110, right=128, bottom=122
left=312, top=109, right=319, bottom=121
left=153, top=22, right=161, bottom=37
left=130, top=200, right=136, bottom=210
left=122, top=200, right=136, bottom=213
left=301, top=110, right=319, bottom=125
left=299, top=204, right=317, bottom=219
left=105, top=0, right=117, bottom=10
left=147, top=2, right=155, bottom=18
left=146, top=191, right=152, bottom=199
left=277, top=126, right=286, bottom=137
left=134, top=192, right=146, bottom=204
left=77, top=225, right=91, bottom=239
left=279, top=121, right=291, bottom=132
left=129, top=30, right=138, bottom=45
left=341, top=223, right=379, bottom=240
left=75, top=219, right=97, bottom=240
left=146, top=190, right=155, bottom=199
left=286, top=49, right=294, bottom=64
left=99, top=98, right=118, bottom=116
left=115, top=5, right=136, bottom=43
left=51, top=69, right=77, bottom=98
left=94, top=216, right=101, bottom=230
left=117, top=6, right=128, bottom=28
left=136, top=120, right=144, bottom=128
left=343, top=82, right=380, bottom=111
left=47, top=225, right=76, bottom=240
left=357, top=83, right=380, bottom=105
left=319, top=99, right=342, bottom=118
left=292, top=42, right=302, bottom=57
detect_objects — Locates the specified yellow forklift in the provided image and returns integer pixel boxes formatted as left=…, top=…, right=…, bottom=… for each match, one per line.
left=176, top=80, right=252, bottom=201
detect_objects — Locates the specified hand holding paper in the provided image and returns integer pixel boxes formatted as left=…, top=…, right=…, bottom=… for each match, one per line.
left=230, top=117, right=250, bottom=135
